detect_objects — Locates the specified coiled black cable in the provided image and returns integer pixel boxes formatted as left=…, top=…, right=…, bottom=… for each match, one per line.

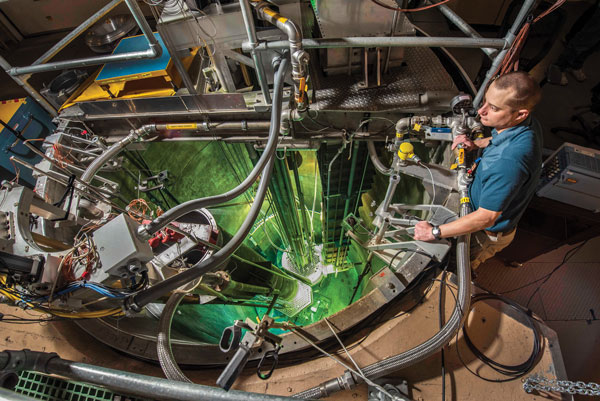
left=460, top=293, right=542, bottom=382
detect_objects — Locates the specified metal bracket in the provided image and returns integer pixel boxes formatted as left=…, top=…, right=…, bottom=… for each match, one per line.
left=368, top=379, right=412, bottom=401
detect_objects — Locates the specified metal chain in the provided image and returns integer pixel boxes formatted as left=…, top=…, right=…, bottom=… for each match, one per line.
left=523, top=375, right=600, bottom=396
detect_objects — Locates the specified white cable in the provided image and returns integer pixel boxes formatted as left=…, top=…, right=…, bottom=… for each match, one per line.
left=290, top=327, right=401, bottom=401
left=323, top=318, right=364, bottom=376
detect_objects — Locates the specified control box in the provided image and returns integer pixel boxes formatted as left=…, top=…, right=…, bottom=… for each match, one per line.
left=537, top=143, right=600, bottom=212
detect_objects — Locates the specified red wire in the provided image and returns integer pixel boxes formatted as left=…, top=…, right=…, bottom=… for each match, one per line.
left=497, top=0, right=567, bottom=75
left=370, top=0, right=454, bottom=13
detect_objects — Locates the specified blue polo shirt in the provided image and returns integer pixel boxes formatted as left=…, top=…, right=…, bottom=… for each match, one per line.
left=468, top=116, right=543, bottom=233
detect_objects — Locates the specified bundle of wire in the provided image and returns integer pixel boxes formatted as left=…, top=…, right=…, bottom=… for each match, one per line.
left=498, top=0, right=567, bottom=75
left=0, top=279, right=123, bottom=319
left=457, top=293, right=542, bottom=382
left=30, top=281, right=138, bottom=304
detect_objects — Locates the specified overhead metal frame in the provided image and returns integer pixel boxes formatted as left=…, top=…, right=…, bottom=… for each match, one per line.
left=0, top=0, right=161, bottom=117
left=240, top=0, right=539, bottom=110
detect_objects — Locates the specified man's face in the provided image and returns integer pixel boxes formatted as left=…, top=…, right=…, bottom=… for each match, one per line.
left=477, top=83, right=529, bottom=131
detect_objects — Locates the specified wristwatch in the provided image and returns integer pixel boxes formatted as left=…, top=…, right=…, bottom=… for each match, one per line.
left=431, top=225, right=442, bottom=240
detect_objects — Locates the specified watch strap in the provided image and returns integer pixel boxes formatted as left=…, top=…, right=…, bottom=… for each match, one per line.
left=431, top=225, right=442, bottom=240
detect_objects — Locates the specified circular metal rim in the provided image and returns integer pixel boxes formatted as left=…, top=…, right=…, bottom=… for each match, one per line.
left=70, top=40, right=476, bottom=367
left=84, top=15, right=138, bottom=48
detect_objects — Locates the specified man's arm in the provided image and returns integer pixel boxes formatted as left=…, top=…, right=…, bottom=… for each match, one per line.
left=452, top=136, right=492, bottom=151
left=413, top=207, right=501, bottom=241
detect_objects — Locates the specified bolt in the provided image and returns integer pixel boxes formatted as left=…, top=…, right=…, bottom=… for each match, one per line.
left=287, top=387, right=293, bottom=393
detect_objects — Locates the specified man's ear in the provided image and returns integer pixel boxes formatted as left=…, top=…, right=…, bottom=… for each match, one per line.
left=516, top=108, right=530, bottom=122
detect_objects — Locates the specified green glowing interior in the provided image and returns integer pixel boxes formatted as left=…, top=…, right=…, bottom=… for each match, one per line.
left=106, top=139, right=429, bottom=344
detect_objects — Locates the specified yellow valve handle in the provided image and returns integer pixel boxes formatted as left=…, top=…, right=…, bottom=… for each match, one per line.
left=457, top=148, right=465, bottom=165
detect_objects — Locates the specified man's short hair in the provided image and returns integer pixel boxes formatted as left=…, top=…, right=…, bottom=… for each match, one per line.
left=491, top=71, right=541, bottom=111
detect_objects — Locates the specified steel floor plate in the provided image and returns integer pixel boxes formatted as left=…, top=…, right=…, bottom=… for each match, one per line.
left=313, top=47, right=456, bottom=112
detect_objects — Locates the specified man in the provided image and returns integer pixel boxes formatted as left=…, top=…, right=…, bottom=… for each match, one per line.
left=413, top=71, right=543, bottom=270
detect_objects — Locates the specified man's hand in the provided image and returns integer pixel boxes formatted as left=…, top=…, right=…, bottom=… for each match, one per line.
left=452, top=135, right=476, bottom=151
left=413, top=221, right=436, bottom=241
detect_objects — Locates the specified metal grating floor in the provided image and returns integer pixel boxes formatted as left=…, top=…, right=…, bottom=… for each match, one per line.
left=313, top=47, right=456, bottom=112
left=15, top=371, right=150, bottom=401
left=476, top=234, right=600, bottom=322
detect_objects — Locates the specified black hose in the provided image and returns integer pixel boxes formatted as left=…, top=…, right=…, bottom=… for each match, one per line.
left=126, top=57, right=289, bottom=311
left=141, top=59, right=287, bottom=237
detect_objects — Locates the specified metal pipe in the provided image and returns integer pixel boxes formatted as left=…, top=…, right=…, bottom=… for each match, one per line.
left=32, top=0, right=122, bottom=66
left=50, top=143, right=101, bottom=157
left=0, top=388, right=40, bottom=401
left=473, top=0, right=536, bottom=107
left=222, top=49, right=255, bottom=68
left=39, top=356, right=313, bottom=401
left=242, top=36, right=509, bottom=52
left=154, top=121, right=270, bottom=131
left=367, top=141, right=392, bottom=176
left=248, top=1, right=309, bottom=110
left=157, top=25, right=197, bottom=95
left=0, top=56, right=57, bottom=117
left=45, top=156, right=119, bottom=188
left=10, top=50, right=158, bottom=76
left=10, top=157, right=116, bottom=199
left=240, top=0, right=271, bottom=104
left=430, top=1, right=496, bottom=58
left=127, top=58, right=289, bottom=311
left=8, top=0, right=162, bottom=77
left=243, top=36, right=507, bottom=52
left=383, top=10, right=399, bottom=74
left=373, top=173, right=400, bottom=243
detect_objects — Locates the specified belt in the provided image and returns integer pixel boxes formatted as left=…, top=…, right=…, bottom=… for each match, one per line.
left=485, top=227, right=516, bottom=238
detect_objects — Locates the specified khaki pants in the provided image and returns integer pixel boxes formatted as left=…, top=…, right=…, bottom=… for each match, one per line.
left=470, top=228, right=517, bottom=270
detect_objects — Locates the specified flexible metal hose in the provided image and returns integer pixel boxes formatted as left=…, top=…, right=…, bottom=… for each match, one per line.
left=157, top=292, right=191, bottom=382
left=127, top=58, right=289, bottom=311
left=80, top=127, right=153, bottom=184
left=294, top=204, right=472, bottom=399
left=72, top=127, right=154, bottom=216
